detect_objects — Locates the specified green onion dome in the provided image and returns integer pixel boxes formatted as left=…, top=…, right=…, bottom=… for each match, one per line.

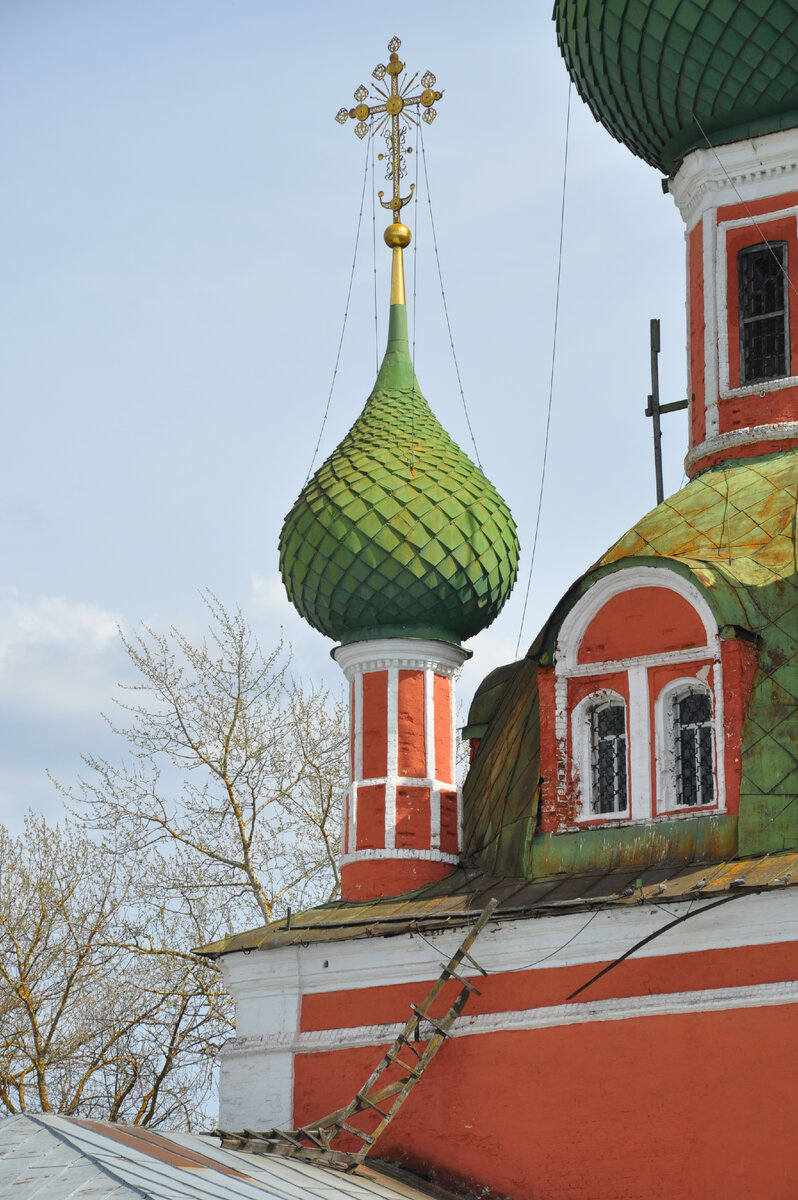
left=554, top=0, right=798, bottom=175
left=279, top=303, right=519, bottom=647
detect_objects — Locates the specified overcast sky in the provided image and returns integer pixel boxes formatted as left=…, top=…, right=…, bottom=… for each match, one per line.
left=1, top=1, right=689, bottom=823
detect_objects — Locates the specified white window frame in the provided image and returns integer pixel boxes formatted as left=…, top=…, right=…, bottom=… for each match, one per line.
left=655, top=676, right=719, bottom=814
left=572, top=690, right=629, bottom=821
left=554, top=566, right=726, bottom=824
left=716, top=207, right=798, bottom=404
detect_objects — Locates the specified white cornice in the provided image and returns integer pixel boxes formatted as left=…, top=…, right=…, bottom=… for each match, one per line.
left=669, top=128, right=798, bottom=229
left=685, top=422, right=798, bottom=472
left=339, top=847, right=459, bottom=866
left=334, top=637, right=467, bottom=679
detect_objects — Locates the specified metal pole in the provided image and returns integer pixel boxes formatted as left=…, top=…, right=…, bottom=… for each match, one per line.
left=649, top=317, right=665, bottom=506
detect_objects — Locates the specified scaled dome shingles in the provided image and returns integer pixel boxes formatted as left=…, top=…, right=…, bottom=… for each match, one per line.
left=279, top=342, right=519, bottom=646
left=554, top=0, right=798, bottom=174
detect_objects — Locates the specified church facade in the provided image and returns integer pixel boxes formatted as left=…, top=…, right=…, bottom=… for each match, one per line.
left=201, top=7, right=798, bottom=1198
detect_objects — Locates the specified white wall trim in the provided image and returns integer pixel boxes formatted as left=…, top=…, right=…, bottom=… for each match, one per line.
left=715, top=207, right=798, bottom=398
left=686, top=420, right=798, bottom=470
left=221, top=978, right=798, bottom=1060
left=334, top=638, right=468, bottom=679
left=703, top=207, right=719, bottom=437
left=571, top=689, right=629, bottom=822
left=553, top=567, right=721, bottom=823
left=627, top=663, right=651, bottom=822
left=353, top=674, right=363, bottom=784
left=655, top=674, right=726, bottom=815
left=564, top=645, right=714, bottom=678
left=340, top=847, right=460, bottom=865
left=222, top=891, right=798, bottom=1005
left=384, top=666, right=398, bottom=848
left=555, top=566, right=719, bottom=672
left=217, top=894, right=798, bottom=1126
left=669, top=127, right=798, bottom=228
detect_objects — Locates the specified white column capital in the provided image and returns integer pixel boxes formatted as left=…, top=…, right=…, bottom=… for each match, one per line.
left=334, top=637, right=468, bottom=680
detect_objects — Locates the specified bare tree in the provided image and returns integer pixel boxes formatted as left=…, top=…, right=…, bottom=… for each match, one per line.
left=0, top=814, right=230, bottom=1127
left=62, top=594, right=349, bottom=927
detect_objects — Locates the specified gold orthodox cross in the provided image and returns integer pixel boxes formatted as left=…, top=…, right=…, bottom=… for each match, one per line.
left=336, top=36, right=443, bottom=223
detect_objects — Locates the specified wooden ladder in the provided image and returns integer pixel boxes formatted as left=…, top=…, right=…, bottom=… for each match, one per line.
left=217, top=897, right=498, bottom=1170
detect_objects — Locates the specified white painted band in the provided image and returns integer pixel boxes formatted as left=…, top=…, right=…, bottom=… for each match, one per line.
left=221, top=979, right=798, bottom=1061
left=686, top=421, right=798, bottom=470
left=555, top=566, right=719, bottom=671
left=563, top=645, right=714, bottom=678
left=334, top=638, right=468, bottom=680
left=340, top=847, right=459, bottom=865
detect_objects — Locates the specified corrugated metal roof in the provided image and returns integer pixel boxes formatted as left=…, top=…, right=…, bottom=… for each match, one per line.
left=197, top=849, right=798, bottom=956
left=0, top=1114, right=462, bottom=1200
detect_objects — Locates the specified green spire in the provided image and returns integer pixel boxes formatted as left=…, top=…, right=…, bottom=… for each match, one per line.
left=279, top=298, right=519, bottom=646
left=555, top=0, right=798, bottom=175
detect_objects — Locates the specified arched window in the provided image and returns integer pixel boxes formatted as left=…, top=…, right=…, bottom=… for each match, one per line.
left=673, top=688, right=714, bottom=807
left=655, top=679, right=717, bottom=813
left=553, top=567, right=725, bottom=824
left=590, top=699, right=628, bottom=815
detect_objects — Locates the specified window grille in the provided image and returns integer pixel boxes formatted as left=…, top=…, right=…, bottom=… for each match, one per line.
left=674, top=691, right=714, bottom=807
left=590, top=701, right=627, bottom=814
left=739, top=242, right=789, bottom=384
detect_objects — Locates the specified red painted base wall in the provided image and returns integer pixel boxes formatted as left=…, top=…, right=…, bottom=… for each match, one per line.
left=294, top=1005, right=798, bottom=1199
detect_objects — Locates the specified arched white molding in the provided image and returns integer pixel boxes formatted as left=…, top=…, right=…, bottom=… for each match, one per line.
left=571, top=689, right=629, bottom=822
left=555, top=565, right=719, bottom=673
left=553, top=566, right=722, bottom=825
left=655, top=675, right=726, bottom=815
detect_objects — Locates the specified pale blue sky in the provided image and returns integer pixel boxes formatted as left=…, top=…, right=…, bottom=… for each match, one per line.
left=1, top=1, right=688, bottom=820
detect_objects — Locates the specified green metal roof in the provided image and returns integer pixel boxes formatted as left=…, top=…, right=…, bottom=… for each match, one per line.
left=279, top=303, right=519, bottom=645
left=554, top=0, right=798, bottom=174
left=462, top=449, right=798, bottom=878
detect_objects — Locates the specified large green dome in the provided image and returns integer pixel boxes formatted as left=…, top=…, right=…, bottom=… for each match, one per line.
left=279, top=304, right=519, bottom=646
left=554, top=0, right=798, bottom=175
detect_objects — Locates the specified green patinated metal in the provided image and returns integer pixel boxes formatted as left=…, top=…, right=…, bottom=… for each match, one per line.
left=279, top=303, right=519, bottom=645
left=554, top=0, right=798, bottom=174
left=463, top=449, right=798, bottom=878
left=530, top=815, right=738, bottom=878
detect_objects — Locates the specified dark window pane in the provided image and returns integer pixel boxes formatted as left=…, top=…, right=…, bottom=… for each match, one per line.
left=739, top=243, right=789, bottom=383
left=591, top=701, right=627, bottom=815
left=676, top=691, right=714, bottom=807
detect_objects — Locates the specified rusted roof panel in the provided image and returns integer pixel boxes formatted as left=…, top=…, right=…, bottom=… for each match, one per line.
left=197, top=849, right=798, bottom=956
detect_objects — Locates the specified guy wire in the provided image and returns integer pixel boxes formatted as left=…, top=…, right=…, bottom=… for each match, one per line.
left=371, top=126, right=379, bottom=374
left=303, top=124, right=372, bottom=486
left=419, top=121, right=482, bottom=469
left=514, top=83, right=572, bottom=659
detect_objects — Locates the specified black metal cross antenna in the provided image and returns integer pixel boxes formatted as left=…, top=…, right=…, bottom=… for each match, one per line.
left=646, top=318, right=689, bottom=505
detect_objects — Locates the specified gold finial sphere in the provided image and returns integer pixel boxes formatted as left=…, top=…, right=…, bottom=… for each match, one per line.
left=384, top=222, right=411, bottom=248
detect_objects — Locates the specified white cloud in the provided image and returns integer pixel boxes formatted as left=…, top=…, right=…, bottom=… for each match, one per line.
left=0, top=588, right=126, bottom=716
